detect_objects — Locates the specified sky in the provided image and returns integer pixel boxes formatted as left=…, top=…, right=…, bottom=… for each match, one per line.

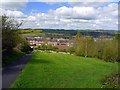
left=0, top=0, right=119, bottom=30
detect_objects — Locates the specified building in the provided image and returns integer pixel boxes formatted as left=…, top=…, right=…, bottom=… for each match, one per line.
left=26, top=37, right=74, bottom=50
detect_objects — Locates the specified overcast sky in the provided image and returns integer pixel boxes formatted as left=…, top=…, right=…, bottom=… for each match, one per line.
left=0, top=0, right=119, bottom=30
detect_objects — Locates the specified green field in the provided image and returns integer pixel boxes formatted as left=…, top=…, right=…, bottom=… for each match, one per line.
left=11, top=52, right=118, bottom=88
left=21, top=33, right=42, bottom=37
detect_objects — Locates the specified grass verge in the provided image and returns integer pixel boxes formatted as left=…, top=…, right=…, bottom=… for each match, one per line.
left=11, top=52, right=118, bottom=88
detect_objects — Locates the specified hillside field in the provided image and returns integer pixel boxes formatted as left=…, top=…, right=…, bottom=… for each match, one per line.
left=11, top=52, right=118, bottom=88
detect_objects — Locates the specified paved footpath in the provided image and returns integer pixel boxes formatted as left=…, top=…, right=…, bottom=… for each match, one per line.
left=2, top=54, right=32, bottom=89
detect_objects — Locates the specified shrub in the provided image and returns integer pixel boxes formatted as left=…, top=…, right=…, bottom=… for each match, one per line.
left=74, top=32, right=120, bottom=62
left=35, top=44, right=59, bottom=51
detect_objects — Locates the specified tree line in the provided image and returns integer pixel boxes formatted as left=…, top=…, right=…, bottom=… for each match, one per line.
left=69, top=32, right=120, bottom=62
left=42, top=29, right=116, bottom=38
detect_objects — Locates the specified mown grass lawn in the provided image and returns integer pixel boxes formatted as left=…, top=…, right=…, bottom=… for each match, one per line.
left=11, top=52, right=118, bottom=88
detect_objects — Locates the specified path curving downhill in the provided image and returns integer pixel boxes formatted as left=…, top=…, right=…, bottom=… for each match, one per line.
left=2, top=53, right=32, bottom=89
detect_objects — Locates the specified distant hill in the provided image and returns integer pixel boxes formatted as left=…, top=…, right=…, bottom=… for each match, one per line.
left=20, top=28, right=117, bottom=38
left=41, top=29, right=117, bottom=38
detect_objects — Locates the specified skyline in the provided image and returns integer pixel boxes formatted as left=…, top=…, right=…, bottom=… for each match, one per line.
left=0, top=0, right=119, bottom=30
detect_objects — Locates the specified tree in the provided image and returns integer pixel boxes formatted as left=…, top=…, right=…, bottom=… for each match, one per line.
left=85, top=36, right=94, bottom=57
left=20, top=40, right=31, bottom=53
left=102, top=39, right=118, bottom=62
left=2, top=15, right=22, bottom=31
left=74, top=31, right=81, bottom=49
left=75, top=37, right=85, bottom=56
left=74, top=36, right=95, bottom=57
left=2, top=15, right=23, bottom=53
left=75, top=31, right=81, bottom=41
left=73, top=31, right=119, bottom=62
left=67, top=47, right=75, bottom=54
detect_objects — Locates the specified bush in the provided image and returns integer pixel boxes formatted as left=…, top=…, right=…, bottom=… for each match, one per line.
left=20, top=40, right=32, bottom=53
left=74, top=34, right=119, bottom=62
left=67, top=47, right=75, bottom=54
left=34, top=44, right=58, bottom=51
left=2, top=15, right=24, bottom=53
left=2, top=48, right=26, bottom=67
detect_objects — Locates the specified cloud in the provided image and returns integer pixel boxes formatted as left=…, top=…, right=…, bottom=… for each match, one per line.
left=30, top=0, right=119, bottom=2
left=49, top=6, right=97, bottom=20
left=0, top=1, right=118, bottom=30
left=1, top=0, right=28, bottom=2
left=0, top=0, right=28, bottom=10
left=21, top=2, right=118, bottom=30
left=69, top=2, right=109, bottom=8
left=27, top=16, right=36, bottom=21
left=97, top=3, right=118, bottom=20
left=0, top=8, right=26, bottom=17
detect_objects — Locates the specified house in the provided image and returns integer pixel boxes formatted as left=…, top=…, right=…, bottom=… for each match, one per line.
left=26, top=37, right=74, bottom=50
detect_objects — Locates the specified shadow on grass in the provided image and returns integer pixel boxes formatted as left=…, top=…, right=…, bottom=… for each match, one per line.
left=30, top=59, right=52, bottom=64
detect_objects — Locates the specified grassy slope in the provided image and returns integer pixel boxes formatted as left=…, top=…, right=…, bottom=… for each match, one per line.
left=11, top=52, right=118, bottom=88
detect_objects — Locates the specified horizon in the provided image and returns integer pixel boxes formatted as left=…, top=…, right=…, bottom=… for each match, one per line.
left=20, top=28, right=118, bottom=31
